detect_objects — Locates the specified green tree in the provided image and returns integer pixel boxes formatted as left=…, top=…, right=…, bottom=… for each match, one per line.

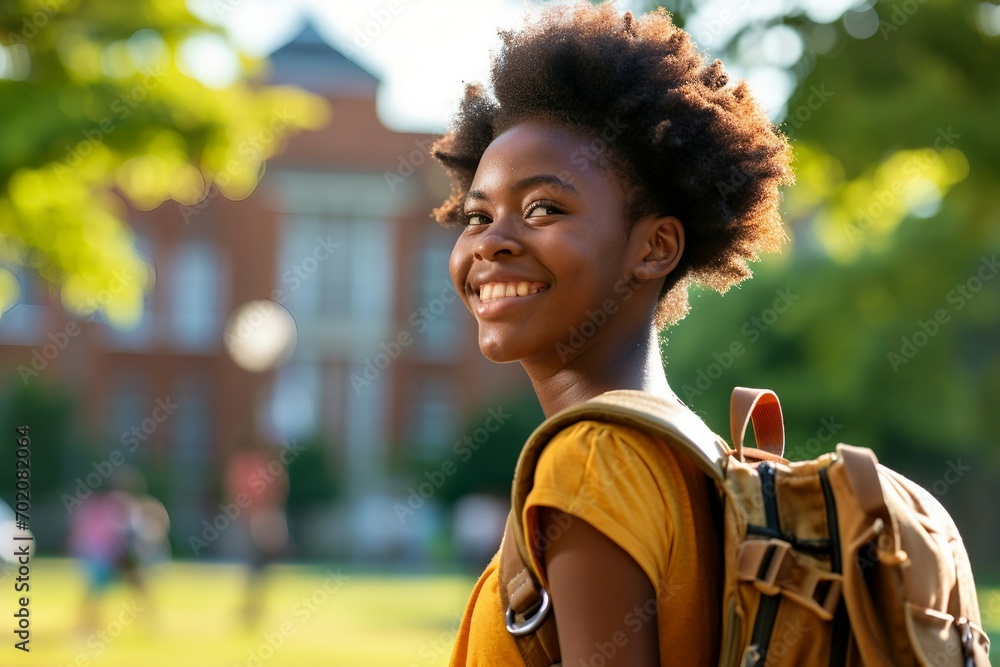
left=657, top=0, right=1000, bottom=564
left=408, top=392, right=545, bottom=507
left=0, top=0, right=328, bottom=326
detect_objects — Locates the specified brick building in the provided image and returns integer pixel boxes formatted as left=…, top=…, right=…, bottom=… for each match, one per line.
left=0, top=22, right=529, bottom=558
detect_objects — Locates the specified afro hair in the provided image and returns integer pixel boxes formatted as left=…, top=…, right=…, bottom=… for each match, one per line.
left=431, top=2, right=794, bottom=327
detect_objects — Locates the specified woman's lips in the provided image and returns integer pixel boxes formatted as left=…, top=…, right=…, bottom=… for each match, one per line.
left=471, top=281, right=549, bottom=318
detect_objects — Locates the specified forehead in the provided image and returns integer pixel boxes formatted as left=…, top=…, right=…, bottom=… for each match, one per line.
left=471, top=121, right=621, bottom=195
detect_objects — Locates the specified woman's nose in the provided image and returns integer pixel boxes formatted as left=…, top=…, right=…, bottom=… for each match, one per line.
left=473, top=215, right=525, bottom=261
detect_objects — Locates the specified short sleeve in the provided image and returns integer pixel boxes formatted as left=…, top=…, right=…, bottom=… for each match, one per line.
left=521, top=420, right=686, bottom=591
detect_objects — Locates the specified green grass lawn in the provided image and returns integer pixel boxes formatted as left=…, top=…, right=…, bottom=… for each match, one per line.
left=0, top=558, right=475, bottom=667
left=0, top=558, right=996, bottom=666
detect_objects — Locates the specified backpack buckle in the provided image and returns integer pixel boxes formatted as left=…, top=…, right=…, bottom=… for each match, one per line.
left=738, top=538, right=843, bottom=621
left=738, top=538, right=791, bottom=595
left=505, top=586, right=552, bottom=636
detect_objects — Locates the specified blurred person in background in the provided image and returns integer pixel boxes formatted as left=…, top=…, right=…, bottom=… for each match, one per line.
left=224, top=437, right=291, bottom=627
left=452, top=494, right=508, bottom=568
left=67, top=465, right=169, bottom=633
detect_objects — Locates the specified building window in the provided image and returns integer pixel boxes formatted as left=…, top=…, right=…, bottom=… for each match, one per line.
left=169, top=375, right=211, bottom=539
left=103, top=233, right=154, bottom=350
left=168, top=240, right=222, bottom=352
left=278, top=215, right=390, bottom=318
left=107, top=372, right=150, bottom=466
left=414, top=236, right=461, bottom=360
left=409, top=375, right=457, bottom=455
left=265, top=362, right=321, bottom=442
left=272, top=170, right=403, bottom=367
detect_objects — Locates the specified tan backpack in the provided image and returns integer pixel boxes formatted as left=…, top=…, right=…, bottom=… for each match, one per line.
left=498, top=388, right=991, bottom=666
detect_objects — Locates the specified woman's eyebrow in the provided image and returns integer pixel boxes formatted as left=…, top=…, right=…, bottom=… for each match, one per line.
left=464, top=174, right=579, bottom=206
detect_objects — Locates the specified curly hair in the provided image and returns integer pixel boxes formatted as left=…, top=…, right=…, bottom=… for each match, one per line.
left=431, top=2, right=794, bottom=327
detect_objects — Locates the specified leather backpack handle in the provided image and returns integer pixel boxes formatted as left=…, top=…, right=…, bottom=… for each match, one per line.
left=730, top=387, right=785, bottom=462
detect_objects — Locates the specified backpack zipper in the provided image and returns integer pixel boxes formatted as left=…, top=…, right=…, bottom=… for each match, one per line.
left=819, top=465, right=848, bottom=667
left=746, top=461, right=782, bottom=667
left=745, top=525, right=831, bottom=555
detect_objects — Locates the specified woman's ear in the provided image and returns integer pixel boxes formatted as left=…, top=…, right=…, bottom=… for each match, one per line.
left=630, top=214, right=684, bottom=282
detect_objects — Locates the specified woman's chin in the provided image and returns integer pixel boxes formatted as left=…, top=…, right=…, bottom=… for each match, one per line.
left=477, top=328, right=529, bottom=364
left=478, top=340, right=518, bottom=364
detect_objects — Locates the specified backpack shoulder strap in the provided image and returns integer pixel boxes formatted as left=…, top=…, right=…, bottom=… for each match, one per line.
left=511, top=390, right=731, bottom=558
left=498, top=390, right=732, bottom=665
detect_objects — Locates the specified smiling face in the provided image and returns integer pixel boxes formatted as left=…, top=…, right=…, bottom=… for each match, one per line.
left=449, top=121, right=658, bottom=367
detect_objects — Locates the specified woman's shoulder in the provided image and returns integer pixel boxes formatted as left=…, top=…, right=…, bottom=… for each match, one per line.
left=538, top=418, right=699, bottom=481
left=528, top=417, right=708, bottom=529
left=524, top=418, right=709, bottom=591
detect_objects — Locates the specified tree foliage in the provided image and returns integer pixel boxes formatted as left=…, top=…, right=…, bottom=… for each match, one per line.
left=656, top=0, right=1000, bottom=562
left=0, top=0, right=329, bottom=326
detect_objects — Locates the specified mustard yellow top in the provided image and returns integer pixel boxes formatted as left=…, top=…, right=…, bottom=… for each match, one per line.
left=448, top=420, right=722, bottom=666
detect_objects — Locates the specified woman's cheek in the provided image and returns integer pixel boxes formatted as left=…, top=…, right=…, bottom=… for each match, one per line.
left=448, top=243, right=472, bottom=311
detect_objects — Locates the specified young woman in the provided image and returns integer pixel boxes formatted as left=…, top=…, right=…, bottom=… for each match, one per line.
left=431, top=3, right=793, bottom=664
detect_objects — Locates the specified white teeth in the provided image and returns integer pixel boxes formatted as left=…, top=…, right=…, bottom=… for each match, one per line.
left=478, top=281, right=546, bottom=302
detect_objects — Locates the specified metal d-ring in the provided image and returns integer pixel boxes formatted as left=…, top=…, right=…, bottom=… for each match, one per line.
left=505, top=587, right=552, bottom=636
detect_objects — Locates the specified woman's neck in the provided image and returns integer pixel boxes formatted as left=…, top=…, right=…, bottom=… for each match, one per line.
left=523, top=326, right=674, bottom=417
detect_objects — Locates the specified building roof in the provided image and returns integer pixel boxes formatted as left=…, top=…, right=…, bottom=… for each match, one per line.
left=269, top=20, right=379, bottom=97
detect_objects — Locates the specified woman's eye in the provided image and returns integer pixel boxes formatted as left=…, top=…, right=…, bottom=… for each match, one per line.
left=464, top=213, right=490, bottom=226
left=525, top=203, right=561, bottom=218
